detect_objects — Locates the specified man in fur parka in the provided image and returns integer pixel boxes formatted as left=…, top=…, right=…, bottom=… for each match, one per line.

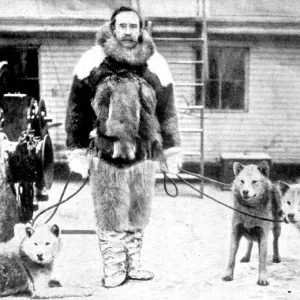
left=65, top=6, right=182, bottom=288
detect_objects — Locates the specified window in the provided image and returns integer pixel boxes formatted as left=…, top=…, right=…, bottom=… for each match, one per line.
left=0, top=47, right=39, bottom=100
left=206, top=46, right=247, bottom=110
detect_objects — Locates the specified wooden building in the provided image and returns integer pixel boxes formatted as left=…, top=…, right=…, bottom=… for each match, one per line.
left=0, top=0, right=299, bottom=170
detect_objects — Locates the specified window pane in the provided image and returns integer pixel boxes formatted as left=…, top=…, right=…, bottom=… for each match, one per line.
left=208, top=48, right=222, bottom=80
left=206, top=46, right=247, bottom=110
left=221, top=48, right=246, bottom=81
left=206, top=80, right=219, bottom=109
left=221, top=80, right=245, bottom=110
left=230, top=81, right=245, bottom=110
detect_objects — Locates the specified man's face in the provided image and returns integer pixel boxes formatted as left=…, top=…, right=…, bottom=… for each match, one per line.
left=113, top=11, right=140, bottom=49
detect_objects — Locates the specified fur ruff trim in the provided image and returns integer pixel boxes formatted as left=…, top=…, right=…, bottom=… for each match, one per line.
left=147, top=51, right=174, bottom=87
left=96, top=22, right=155, bottom=67
left=73, top=24, right=173, bottom=86
left=73, top=45, right=105, bottom=80
left=90, top=157, right=157, bottom=231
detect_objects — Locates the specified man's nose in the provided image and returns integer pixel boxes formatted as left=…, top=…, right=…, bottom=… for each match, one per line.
left=125, top=27, right=131, bottom=34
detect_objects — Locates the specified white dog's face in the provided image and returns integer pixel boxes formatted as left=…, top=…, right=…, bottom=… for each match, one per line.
left=20, top=224, right=62, bottom=265
left=280, top=182, right=300, bottom=223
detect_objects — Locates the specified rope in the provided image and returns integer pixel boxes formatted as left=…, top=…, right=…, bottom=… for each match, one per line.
left=163, top=171, right=285, bottom=223
left=163, top=171, right=179, bottom=197
left=180, top=168, right=232, bottom=188
left=43, top=172, right=72, bottom=224
left=31, top=173, right=89, bottom=226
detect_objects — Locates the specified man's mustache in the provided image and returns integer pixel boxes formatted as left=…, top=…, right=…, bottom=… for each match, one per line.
left=122, top=36, right=135, bottom=41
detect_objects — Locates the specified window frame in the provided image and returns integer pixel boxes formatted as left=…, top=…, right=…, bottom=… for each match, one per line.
left=205, top=42, right=250, bottom=113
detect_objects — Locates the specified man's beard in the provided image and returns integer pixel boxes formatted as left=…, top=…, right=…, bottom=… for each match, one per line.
left=116, top=32, right=143, bottom=49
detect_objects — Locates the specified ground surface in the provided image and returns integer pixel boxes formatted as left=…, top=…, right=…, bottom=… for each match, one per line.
left=6, top=178, right=300, bottom=300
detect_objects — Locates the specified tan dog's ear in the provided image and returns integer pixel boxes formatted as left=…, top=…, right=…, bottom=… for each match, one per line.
left=258, top=160, right=270, bottom=178
left=278, top=181, right=290, bottom=196
left=233, top=162, right=244, bottom=176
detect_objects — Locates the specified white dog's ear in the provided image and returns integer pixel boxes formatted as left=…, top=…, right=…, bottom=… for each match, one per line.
left=258, top=160, right=270, bottom=177
left=25, top=227, right=34, bottom=238
left=278, top=181, right=290, bottom=195
left=51, top=224, right=60, bottom=237
left=233, top=162, right=244, bottom=176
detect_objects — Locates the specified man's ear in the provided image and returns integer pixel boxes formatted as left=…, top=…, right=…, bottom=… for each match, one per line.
left=258, top=160, right=270, bottom=177
left=233, top=162, right=244, bottom=176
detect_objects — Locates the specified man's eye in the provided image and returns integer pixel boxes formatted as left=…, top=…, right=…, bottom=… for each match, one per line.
left=130, top=24, right=138, bottom=29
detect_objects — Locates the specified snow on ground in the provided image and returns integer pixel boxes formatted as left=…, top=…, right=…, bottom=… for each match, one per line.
left=9, top=179, right=300, bottom=300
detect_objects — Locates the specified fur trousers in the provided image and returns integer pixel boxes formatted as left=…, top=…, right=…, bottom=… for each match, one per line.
left=90, top=158, right=157, bottom=287
left=89, top=157, right=157, bottom=232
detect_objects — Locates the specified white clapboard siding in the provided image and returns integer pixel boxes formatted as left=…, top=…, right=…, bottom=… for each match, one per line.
left=157, top=42, right=197, bottom=107
left=156, top=41, right=203, bottom=160
left=40, top=38, right=93, bottom=161
left=140, top=0, right=199, bottom=18
left=205, top=46, right=300, bottom=164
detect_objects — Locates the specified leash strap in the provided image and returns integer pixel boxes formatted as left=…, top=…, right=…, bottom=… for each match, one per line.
left=31, top=172, right=88, bottom=226
left=163, top=171, right=284, bottom=223
left=180, top=168, right=232, bottom=188
left=163, top=171, right=178, bottom=197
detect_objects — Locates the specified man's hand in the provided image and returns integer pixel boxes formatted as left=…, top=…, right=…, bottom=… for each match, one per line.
left=67, top=149, right=90, bottom=179
left=161, top=147, right=183, bottom=175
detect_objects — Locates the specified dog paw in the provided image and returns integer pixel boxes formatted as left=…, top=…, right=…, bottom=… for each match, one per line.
left=272, top=256, right=281, bottom=263
left=48, top=279, right=62, bottom=287
left=222, top=274, right=234, bottom=282
left=240, top=256, right=250, bottom=263
left=257, top=277, right=269, bottom=286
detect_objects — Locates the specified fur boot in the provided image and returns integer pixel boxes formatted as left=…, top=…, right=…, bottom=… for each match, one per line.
left=97, top=229, right=153, bottom=288
left=126, top=229, right=154, bottom=280
left=98, top=231, right=128, bottom=288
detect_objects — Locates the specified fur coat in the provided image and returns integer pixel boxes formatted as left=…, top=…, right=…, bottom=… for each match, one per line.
left=65, top=22, right=180, bottom=167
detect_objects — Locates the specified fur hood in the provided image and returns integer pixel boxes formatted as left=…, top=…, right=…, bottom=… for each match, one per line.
left=95, top=22, right=155, bottom=66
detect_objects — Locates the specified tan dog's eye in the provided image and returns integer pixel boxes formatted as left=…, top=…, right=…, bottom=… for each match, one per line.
left=287, top=201, right=291, bottom=205
left=46, top=242, right=50, bottom=246
left=252, top=180, right=257, bottom=184
left=241, top=180, right=244, bottom=184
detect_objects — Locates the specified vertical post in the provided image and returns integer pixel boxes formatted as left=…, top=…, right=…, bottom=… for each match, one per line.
left=200, top=0, right=208, bottom=197
left=132, top=0, right=141, bottom=14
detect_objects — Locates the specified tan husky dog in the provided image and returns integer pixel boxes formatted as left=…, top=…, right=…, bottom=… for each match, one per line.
left=222, top=161, right=282, bottom=286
